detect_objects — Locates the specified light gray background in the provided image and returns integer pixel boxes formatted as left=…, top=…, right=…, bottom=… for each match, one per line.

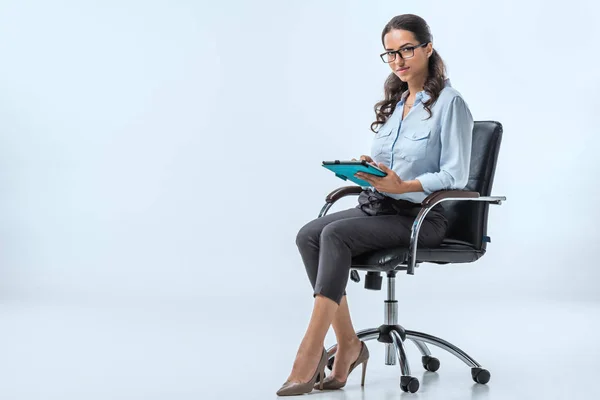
left=1, top=1, right=599, bottom=399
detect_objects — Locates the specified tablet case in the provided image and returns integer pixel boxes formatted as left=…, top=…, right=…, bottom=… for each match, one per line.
left=322, top=160, right=387, bottom=187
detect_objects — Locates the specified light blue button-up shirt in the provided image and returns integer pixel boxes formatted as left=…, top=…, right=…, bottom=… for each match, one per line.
left=369, top=80, right=474, bottom=204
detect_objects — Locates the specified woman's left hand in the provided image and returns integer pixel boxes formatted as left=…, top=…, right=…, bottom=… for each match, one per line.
left=355, top=163, right=404, bottom=194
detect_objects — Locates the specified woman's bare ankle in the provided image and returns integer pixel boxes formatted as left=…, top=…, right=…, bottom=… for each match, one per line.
left=336, top=336, right=361, bottom=349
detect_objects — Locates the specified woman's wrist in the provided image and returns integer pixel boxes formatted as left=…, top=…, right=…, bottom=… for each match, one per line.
left=397, top=179, right=424, bottom=194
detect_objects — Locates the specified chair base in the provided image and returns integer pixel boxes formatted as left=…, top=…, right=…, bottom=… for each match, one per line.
left=320, top=271, right=491, bottom=393
left=322, top=325, right=491, bottom=392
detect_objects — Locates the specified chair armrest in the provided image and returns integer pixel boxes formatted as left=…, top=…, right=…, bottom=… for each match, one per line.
left=325, top=185, right=364, bottom=203
left=421, top=190, right=479, bottom=207
left=319, top=186, right=364, bottom=219
left=407, top=191, right=507, bottom=275
left=317, top=186, right=506, bottom=280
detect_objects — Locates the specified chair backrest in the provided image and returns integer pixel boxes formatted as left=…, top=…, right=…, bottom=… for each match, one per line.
left=441, top=121, right=503, bottom=250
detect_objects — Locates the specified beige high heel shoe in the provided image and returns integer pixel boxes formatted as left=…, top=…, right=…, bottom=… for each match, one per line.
left=315, top=341, right=370, bottom=390
left=276, top=348, right=328, bottom=396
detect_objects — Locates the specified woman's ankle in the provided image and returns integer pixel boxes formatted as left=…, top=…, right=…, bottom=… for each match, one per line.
left=336, top=336, right=361, bottom=349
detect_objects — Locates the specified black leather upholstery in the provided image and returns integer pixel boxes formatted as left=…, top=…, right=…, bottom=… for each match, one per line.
left=352, top=239, right=483, bottom=271
left=442, top=121, right=503, bottom=250
left=350, top=121, right=503, bottom=271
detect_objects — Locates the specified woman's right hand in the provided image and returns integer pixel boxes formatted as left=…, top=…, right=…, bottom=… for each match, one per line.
left=352, top=155, right=376, bottom=166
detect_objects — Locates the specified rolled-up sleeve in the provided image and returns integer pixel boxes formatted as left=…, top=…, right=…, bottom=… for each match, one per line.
left=415, top=96, right=473, bottom=194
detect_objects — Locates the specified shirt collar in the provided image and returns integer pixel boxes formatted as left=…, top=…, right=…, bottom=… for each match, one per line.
left=398, top=78, right=451, bottom=105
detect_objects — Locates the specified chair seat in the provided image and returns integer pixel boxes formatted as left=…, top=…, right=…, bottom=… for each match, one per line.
left=351, top=238, right=485, bottom=272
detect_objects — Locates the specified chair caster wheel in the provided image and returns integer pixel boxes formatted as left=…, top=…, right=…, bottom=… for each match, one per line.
left=471, top=367, right=491, bottom=384
left=400, top=376, right=420, bottom=393
left=422, top=355, right=440, bottom=372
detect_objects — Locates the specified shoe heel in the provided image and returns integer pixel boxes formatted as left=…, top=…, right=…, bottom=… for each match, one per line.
left=318, top=348, right=327, bottom=391
left=319, top=367, right=325, bottom=390
left=361, top=360, right=368, bottom=387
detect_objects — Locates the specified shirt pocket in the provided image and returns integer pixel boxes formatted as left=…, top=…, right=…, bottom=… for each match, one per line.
left=397, top=129, right=430, bottom=161
left=371, top=125, right=394, bottom=157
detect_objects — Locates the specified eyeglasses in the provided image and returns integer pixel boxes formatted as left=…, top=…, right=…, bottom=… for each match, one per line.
left=380, top=42, right=429, bottom=63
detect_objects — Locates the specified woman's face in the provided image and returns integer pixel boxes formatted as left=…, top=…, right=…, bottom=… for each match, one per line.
left=382, top=29, right=432, bottom=84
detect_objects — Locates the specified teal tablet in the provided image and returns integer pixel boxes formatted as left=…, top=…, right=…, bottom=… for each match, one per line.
left=322, top=160, right=387, bottom=187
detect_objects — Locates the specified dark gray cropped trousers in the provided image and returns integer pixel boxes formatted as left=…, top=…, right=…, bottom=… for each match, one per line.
left=295, top=190, right=448, bottom=305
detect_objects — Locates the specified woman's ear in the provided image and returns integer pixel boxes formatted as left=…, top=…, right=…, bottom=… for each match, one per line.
left=427, top=43, right=433, bottom=58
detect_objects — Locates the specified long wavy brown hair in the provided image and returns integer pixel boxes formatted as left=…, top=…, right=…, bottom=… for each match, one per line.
left=371, top=14, right=447, bottom=133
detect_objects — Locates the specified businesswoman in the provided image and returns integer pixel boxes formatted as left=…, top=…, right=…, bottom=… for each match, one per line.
left=276, top=14, right=474, bottom=396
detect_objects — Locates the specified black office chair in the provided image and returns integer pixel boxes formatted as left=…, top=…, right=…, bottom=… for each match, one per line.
left=317, top=121, right=506, bottom=393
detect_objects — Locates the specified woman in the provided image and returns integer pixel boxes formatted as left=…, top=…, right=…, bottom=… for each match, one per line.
left=276, top=14, right=473, bottom=396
